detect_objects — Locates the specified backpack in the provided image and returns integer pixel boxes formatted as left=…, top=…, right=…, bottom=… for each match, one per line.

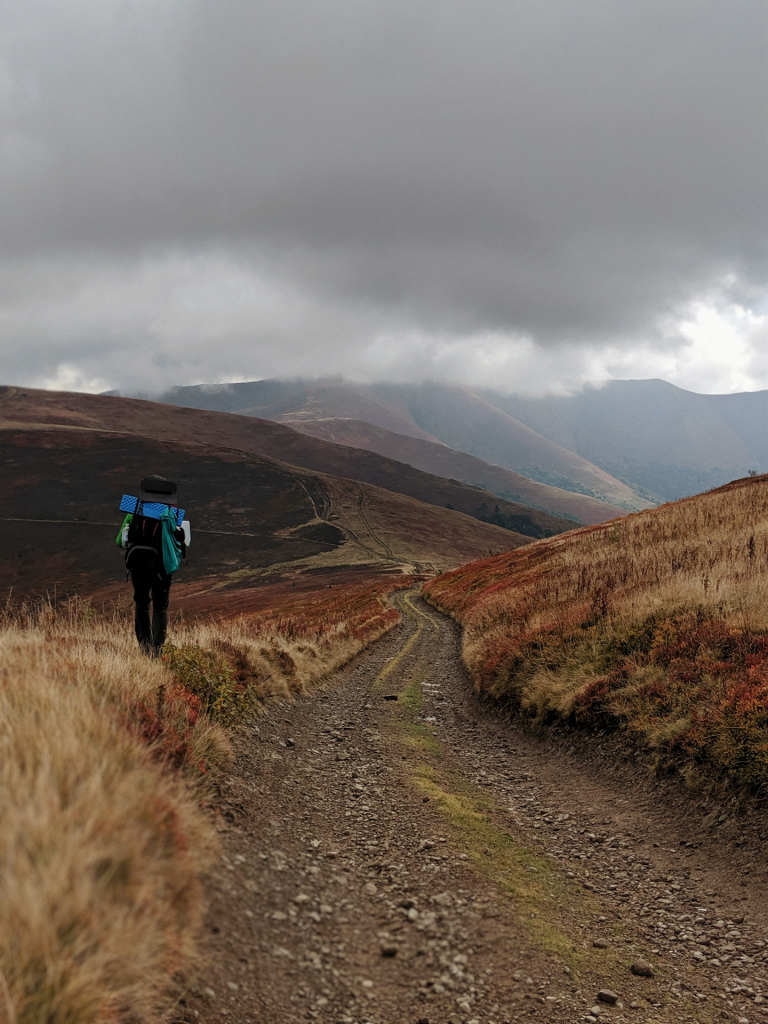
left=159, top=506, right=182, bottom=575
left=117, top=505, right=185, bottom=576
left=124, top=514, right=163, bottom=570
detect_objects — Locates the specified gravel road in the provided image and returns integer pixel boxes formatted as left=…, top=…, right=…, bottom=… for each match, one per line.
left=184, top=591, right=768, bottom=1024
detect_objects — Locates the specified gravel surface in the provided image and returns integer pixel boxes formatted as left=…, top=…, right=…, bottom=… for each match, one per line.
left=182, top=591, right=768, bottom=1024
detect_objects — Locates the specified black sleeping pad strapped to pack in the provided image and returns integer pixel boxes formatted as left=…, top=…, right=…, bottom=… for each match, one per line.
left=140, top=477, right=178, bottom=506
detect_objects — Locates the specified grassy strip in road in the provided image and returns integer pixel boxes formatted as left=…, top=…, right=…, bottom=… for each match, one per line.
left=381, top=594, right=720, bottom=1021
left=390, top=677, right=671, bottom=1013
left=371, top=590, right=437, bottom=693
left=397, top=677, right=442, bottom=757
left=397, top=718, right=676, bottom=1014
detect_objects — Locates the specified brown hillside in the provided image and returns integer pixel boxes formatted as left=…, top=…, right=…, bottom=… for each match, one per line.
left=369, top=383, right=654, bottom=510
left=0, top=392, right=526, bottom=602
left=0, top=386, right=576, bottom=540
left=288, top=416, right=628, bottom=525
left=156, top=378, right=651, bottom=510
left=424, top=473, right=768, bottom=793
left=238, top=381, right=444, bottom=444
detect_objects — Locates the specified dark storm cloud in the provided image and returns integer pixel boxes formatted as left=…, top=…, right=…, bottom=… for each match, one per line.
left=0, top=0, right=766, bottom=390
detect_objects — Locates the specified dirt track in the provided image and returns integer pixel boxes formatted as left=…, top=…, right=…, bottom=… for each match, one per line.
left=185, top=592, right=768, bottom=1024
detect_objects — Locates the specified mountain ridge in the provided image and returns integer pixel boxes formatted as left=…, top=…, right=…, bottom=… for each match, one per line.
left=156, top=378, right=652, bottom=512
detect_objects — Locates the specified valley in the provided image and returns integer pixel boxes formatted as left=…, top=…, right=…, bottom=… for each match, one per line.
left=2, top=382, right=768, bottom=1024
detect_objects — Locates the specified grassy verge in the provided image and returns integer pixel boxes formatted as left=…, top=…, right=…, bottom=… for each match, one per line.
left=424, top=474, right=768, bottom=798
left=0, top=577, right=406, bottom=1023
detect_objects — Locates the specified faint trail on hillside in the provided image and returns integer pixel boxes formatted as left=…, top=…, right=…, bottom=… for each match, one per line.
left=354, top=484, right=395, bottom=560
left=0, top=516, right=290, bottom=539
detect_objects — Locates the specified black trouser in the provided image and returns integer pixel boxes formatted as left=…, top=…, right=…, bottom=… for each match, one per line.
left=129, top=553, right=172, bottom=655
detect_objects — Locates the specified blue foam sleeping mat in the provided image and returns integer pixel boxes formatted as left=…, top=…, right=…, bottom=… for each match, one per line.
left=119, top=495, right=185, bottom=524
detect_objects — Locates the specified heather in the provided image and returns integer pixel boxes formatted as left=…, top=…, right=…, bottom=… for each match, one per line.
left=0, top=577, right=404, bottom=1023
left=423, top=474, right=768, bottom=795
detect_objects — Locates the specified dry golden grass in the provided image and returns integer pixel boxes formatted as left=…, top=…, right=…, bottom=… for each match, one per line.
left=182, top=579, right=404, bottom=703
left=424, top=476, right=768, bottom=793
left=0, top=614, right=220, bottom=1024
left=0, top=579, right=404, bottom=1023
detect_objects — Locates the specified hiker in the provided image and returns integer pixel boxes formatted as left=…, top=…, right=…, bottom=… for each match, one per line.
left=116, top=476, right=188, bottom=657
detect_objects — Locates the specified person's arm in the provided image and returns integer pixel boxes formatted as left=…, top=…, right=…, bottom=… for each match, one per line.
left=174, top=525, right=187, bottom=558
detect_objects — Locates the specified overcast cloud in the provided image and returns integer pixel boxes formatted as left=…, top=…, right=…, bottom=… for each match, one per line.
left=0, top=0, right=766, bottom=396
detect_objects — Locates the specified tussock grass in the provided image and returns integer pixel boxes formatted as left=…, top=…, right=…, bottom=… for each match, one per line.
left=0, top=620, right=219, bottom=1024
left=180, top=579, right=403, bottom=704
left=0, top=578, right=404, bottom=1023
left=424, top=475, right=768, bottom=794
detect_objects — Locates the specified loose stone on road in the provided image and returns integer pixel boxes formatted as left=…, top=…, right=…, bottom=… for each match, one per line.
left=185, top=591, right=768, bottom=1024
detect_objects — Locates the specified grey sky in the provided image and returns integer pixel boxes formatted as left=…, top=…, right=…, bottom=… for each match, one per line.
left=0, top=0, right=766, bottom=395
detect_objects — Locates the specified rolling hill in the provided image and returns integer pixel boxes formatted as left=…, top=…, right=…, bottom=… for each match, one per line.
left=424, top=471, right=768, bottom=792
left=0, top=386, right=541, bottom=603
left=156, top=378, right=653, bottom=511
left=283, top=415, right=629, bottom=524
left=1, top=386, right=578, bottom=537
left=159, top=378, right=444, bottom=443
left=367, top=382, right=653, bottom=509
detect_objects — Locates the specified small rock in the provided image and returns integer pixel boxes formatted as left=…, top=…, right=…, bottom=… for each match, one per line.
left=593, top=938, right=610, bottom=949
left=598, top=989, right=619, bottom=1005
left=590, top=1007, right=602, bottom=1017
left=203, top=987, right=216, bottom=1000
left=364, top=882, right=378, bottom=896
left=336, top=752, right=350, bottom=761
left=407, top=907, right=419, bottom=921
left=381, top=945, right=398, bottom=957
left=227, top=981, right=239, bottom=992
left=293, top=893, right=311, bottom=904
left=286, top=737, right=295, bottom=747
left=631, top=959, right=654, bottom=977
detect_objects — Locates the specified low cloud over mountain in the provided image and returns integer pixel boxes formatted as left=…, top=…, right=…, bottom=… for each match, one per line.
left=0, top=1, right=766, bottom=394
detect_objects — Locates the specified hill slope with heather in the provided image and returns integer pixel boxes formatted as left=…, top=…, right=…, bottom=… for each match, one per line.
left=0, top=386, right=578, bottom=554
left=424, top=472, right=768, bottom=794
left=157, top=378, right=652, bottom=511
left=287, top=415, right=629, bottom=524
left=0, top=386, right=532, bottom=603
